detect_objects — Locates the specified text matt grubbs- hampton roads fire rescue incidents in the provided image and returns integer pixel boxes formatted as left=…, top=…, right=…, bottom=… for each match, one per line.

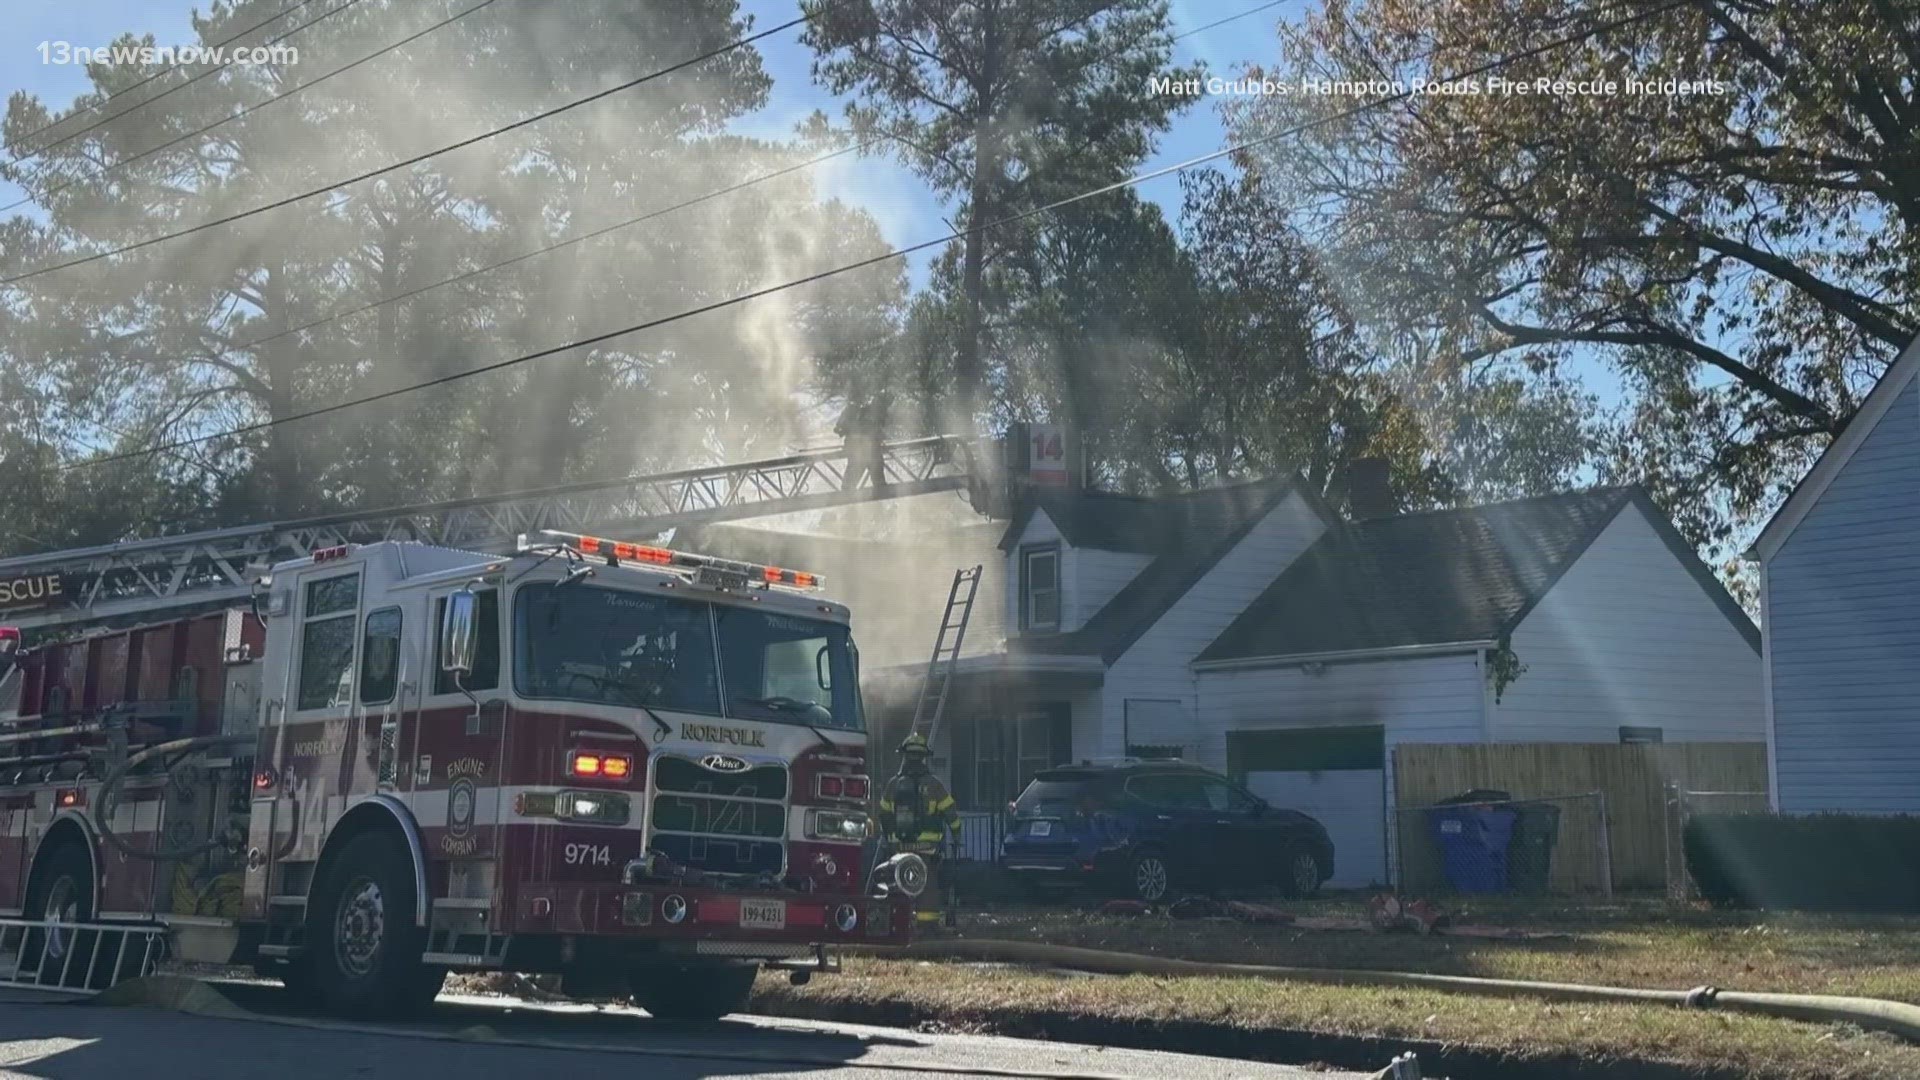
left=1147, top=73, right=1728, bottom=97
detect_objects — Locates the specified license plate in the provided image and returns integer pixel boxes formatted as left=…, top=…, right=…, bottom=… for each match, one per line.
left=739, top=898, right=786, bottom=930
left=1029, top=820, right=1052, bottom=837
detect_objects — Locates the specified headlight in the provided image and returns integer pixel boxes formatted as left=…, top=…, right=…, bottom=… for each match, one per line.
left=516, top=789, right=631, bottom=825
left=806, top=808, right=869, bottom=842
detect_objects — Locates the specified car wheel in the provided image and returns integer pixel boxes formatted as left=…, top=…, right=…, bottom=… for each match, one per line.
left=1282, top=844, right=1322, bottom=899
left=1129, top=851, right=1172, bottom=902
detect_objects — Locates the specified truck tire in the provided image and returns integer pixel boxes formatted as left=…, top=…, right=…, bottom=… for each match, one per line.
left=629, top=962, right=758, bottom=1020
left=306, top=831, right=440, bottom=1016
left=24, top=842, right=110, bottom=990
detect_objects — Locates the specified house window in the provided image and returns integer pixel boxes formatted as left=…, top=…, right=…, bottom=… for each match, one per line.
left=1619, top=725, right=1664, bottom=745
left=1020, top=545, right=1060, bottom=632
left=296, top=573, right=360, bottom=712
left=1016, top=706, right=1072, bottom=788
left=974, top=715, right=1009, bottom=810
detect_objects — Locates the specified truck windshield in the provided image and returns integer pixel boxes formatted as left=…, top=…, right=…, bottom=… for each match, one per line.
left=712, top=603, right=861, bottom=731
left=513, top=582, right=862, bottom=731
left=515, top=583, right=722, bottom=714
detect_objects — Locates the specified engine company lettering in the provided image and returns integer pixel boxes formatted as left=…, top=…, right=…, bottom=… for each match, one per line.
left=680, top=722, right=764, bottom=747
left=437, top=756, right=488, bottom=855
left=0, top=573, right=63, bottom=611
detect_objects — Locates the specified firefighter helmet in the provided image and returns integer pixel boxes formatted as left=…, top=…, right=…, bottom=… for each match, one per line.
left=898, top=732, right=930, bottom=755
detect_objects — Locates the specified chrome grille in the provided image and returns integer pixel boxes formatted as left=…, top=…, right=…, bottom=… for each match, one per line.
left=648, top=755, right=788, bottom=876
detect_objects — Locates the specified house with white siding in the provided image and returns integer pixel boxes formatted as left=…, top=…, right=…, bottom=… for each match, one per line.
left=1194, top=487, right=1763, bottom=886
left=874, top=477, right=1762, bottom=887
left=1747, top=338, right=1920, bottom=814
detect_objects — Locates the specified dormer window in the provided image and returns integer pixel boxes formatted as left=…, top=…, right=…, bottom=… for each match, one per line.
left=1021, top=545, right=1060, bottom=632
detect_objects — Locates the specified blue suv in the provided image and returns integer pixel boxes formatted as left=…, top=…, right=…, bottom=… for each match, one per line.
left=1000, top=761, right=1334, bottom=902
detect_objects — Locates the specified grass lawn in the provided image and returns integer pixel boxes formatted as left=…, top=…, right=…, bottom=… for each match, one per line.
left=754, top=956, right=1920, bottom=1080
left=926, top=895, right=1920, bottom=1000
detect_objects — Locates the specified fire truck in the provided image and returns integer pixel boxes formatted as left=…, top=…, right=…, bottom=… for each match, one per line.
left=0, top=527, right=932, bottom=1016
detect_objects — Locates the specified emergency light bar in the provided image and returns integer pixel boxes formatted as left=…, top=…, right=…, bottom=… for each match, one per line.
left=525, top=530, right=824, bottom=590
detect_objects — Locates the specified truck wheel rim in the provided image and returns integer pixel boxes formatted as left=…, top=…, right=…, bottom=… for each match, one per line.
left=44, top=877, right=78, bottom=961
left=334, top=878, right=385, bottom=978
left=1135, top=857, right=1167, bottom=900
left=1291, top=852, right=1318, bottom=894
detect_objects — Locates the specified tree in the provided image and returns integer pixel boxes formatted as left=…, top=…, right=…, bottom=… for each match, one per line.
left=802, top=0, right=1197, bottom=425
left=1223, top=0, right=1920, bottom=556
left=0, top=0, right=900, bottom=545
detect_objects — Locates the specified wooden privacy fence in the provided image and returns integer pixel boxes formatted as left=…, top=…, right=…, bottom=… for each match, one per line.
left=1394, top=742, right=1769, bottom=892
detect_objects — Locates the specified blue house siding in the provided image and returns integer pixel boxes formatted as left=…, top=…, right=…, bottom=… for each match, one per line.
left=1769, top=377, right=1920, bottom=813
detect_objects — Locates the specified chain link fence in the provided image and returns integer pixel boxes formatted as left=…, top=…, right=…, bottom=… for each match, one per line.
left=1663, top=785, right=1772, bottom=900
left=1392, top=791, right=1613, bottom=898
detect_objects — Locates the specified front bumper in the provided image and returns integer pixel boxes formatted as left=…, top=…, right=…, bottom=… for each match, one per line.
left=505, top=881, right=913, bottom=947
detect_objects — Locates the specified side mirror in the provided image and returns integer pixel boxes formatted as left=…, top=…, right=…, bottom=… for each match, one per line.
left=442, top=590, right=478, bottom=675
left=816, top=644, right=832, bottom=691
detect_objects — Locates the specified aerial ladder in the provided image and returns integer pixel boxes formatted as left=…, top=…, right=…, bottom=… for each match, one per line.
left=0, top=435, right=985, bottom=632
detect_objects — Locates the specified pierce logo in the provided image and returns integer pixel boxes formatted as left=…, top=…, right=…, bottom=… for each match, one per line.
left=700, top=753, right=749, bottom=773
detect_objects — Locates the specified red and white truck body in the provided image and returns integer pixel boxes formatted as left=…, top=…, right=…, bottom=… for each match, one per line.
left=0, top=532, right=919, bottom=1009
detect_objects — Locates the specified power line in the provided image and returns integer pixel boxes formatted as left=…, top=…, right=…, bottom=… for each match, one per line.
left=174, top=0, right=1289, bottom=371
left=63, top=0, right=1698, bottom=473
left=3, top=0, right=325, bottom=160
left=0, top=0, right=502, bottom=217
left=0, top=10, right=817, bottom=287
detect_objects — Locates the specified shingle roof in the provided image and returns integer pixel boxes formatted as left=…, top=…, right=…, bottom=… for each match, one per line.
left=998, top=482, right=1297, bottom=555
left=1198, top=486, right=1644, bottom=663
left=1008, top=477, right=1309, bottom=663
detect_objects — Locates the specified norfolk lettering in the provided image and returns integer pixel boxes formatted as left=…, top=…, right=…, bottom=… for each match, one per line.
left=680, top=722, right=766, bottom=747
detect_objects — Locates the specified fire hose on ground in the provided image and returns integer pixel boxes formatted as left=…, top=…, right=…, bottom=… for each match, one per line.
left=891, top=938, right=1920, bottom=1044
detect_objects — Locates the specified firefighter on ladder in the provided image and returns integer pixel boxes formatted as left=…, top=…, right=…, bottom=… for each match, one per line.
left=879, top=732, right=960, bottom=926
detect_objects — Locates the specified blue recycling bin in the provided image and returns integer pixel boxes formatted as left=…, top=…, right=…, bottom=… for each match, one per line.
left=1427, top=803, right=1519, bottom=893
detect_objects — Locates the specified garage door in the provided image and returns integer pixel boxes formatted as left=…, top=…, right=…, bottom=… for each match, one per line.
left=1229, top=727, right=1388, bottom=890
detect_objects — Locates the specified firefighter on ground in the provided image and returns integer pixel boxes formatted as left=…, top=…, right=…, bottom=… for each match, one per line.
left=879, top=732, right=960, bottom=926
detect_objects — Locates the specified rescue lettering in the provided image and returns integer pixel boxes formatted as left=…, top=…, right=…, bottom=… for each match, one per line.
left=0, top=573, right=63, bottom=612
left=680, top=722, right=765, bottom=747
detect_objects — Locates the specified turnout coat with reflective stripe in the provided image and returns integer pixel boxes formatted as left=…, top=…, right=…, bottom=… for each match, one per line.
left=878, top=771, right=959, bottom=848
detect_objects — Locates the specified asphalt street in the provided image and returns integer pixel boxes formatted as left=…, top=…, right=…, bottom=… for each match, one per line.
left=0, top=983, right=1370, bottom=1080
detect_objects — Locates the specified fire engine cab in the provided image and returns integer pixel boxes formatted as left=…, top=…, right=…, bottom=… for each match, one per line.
left=0, top=530, right=925, bottom=1016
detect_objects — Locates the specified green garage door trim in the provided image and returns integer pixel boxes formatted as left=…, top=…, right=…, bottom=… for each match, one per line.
left=1227, top=726, right=1386, bottom=778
